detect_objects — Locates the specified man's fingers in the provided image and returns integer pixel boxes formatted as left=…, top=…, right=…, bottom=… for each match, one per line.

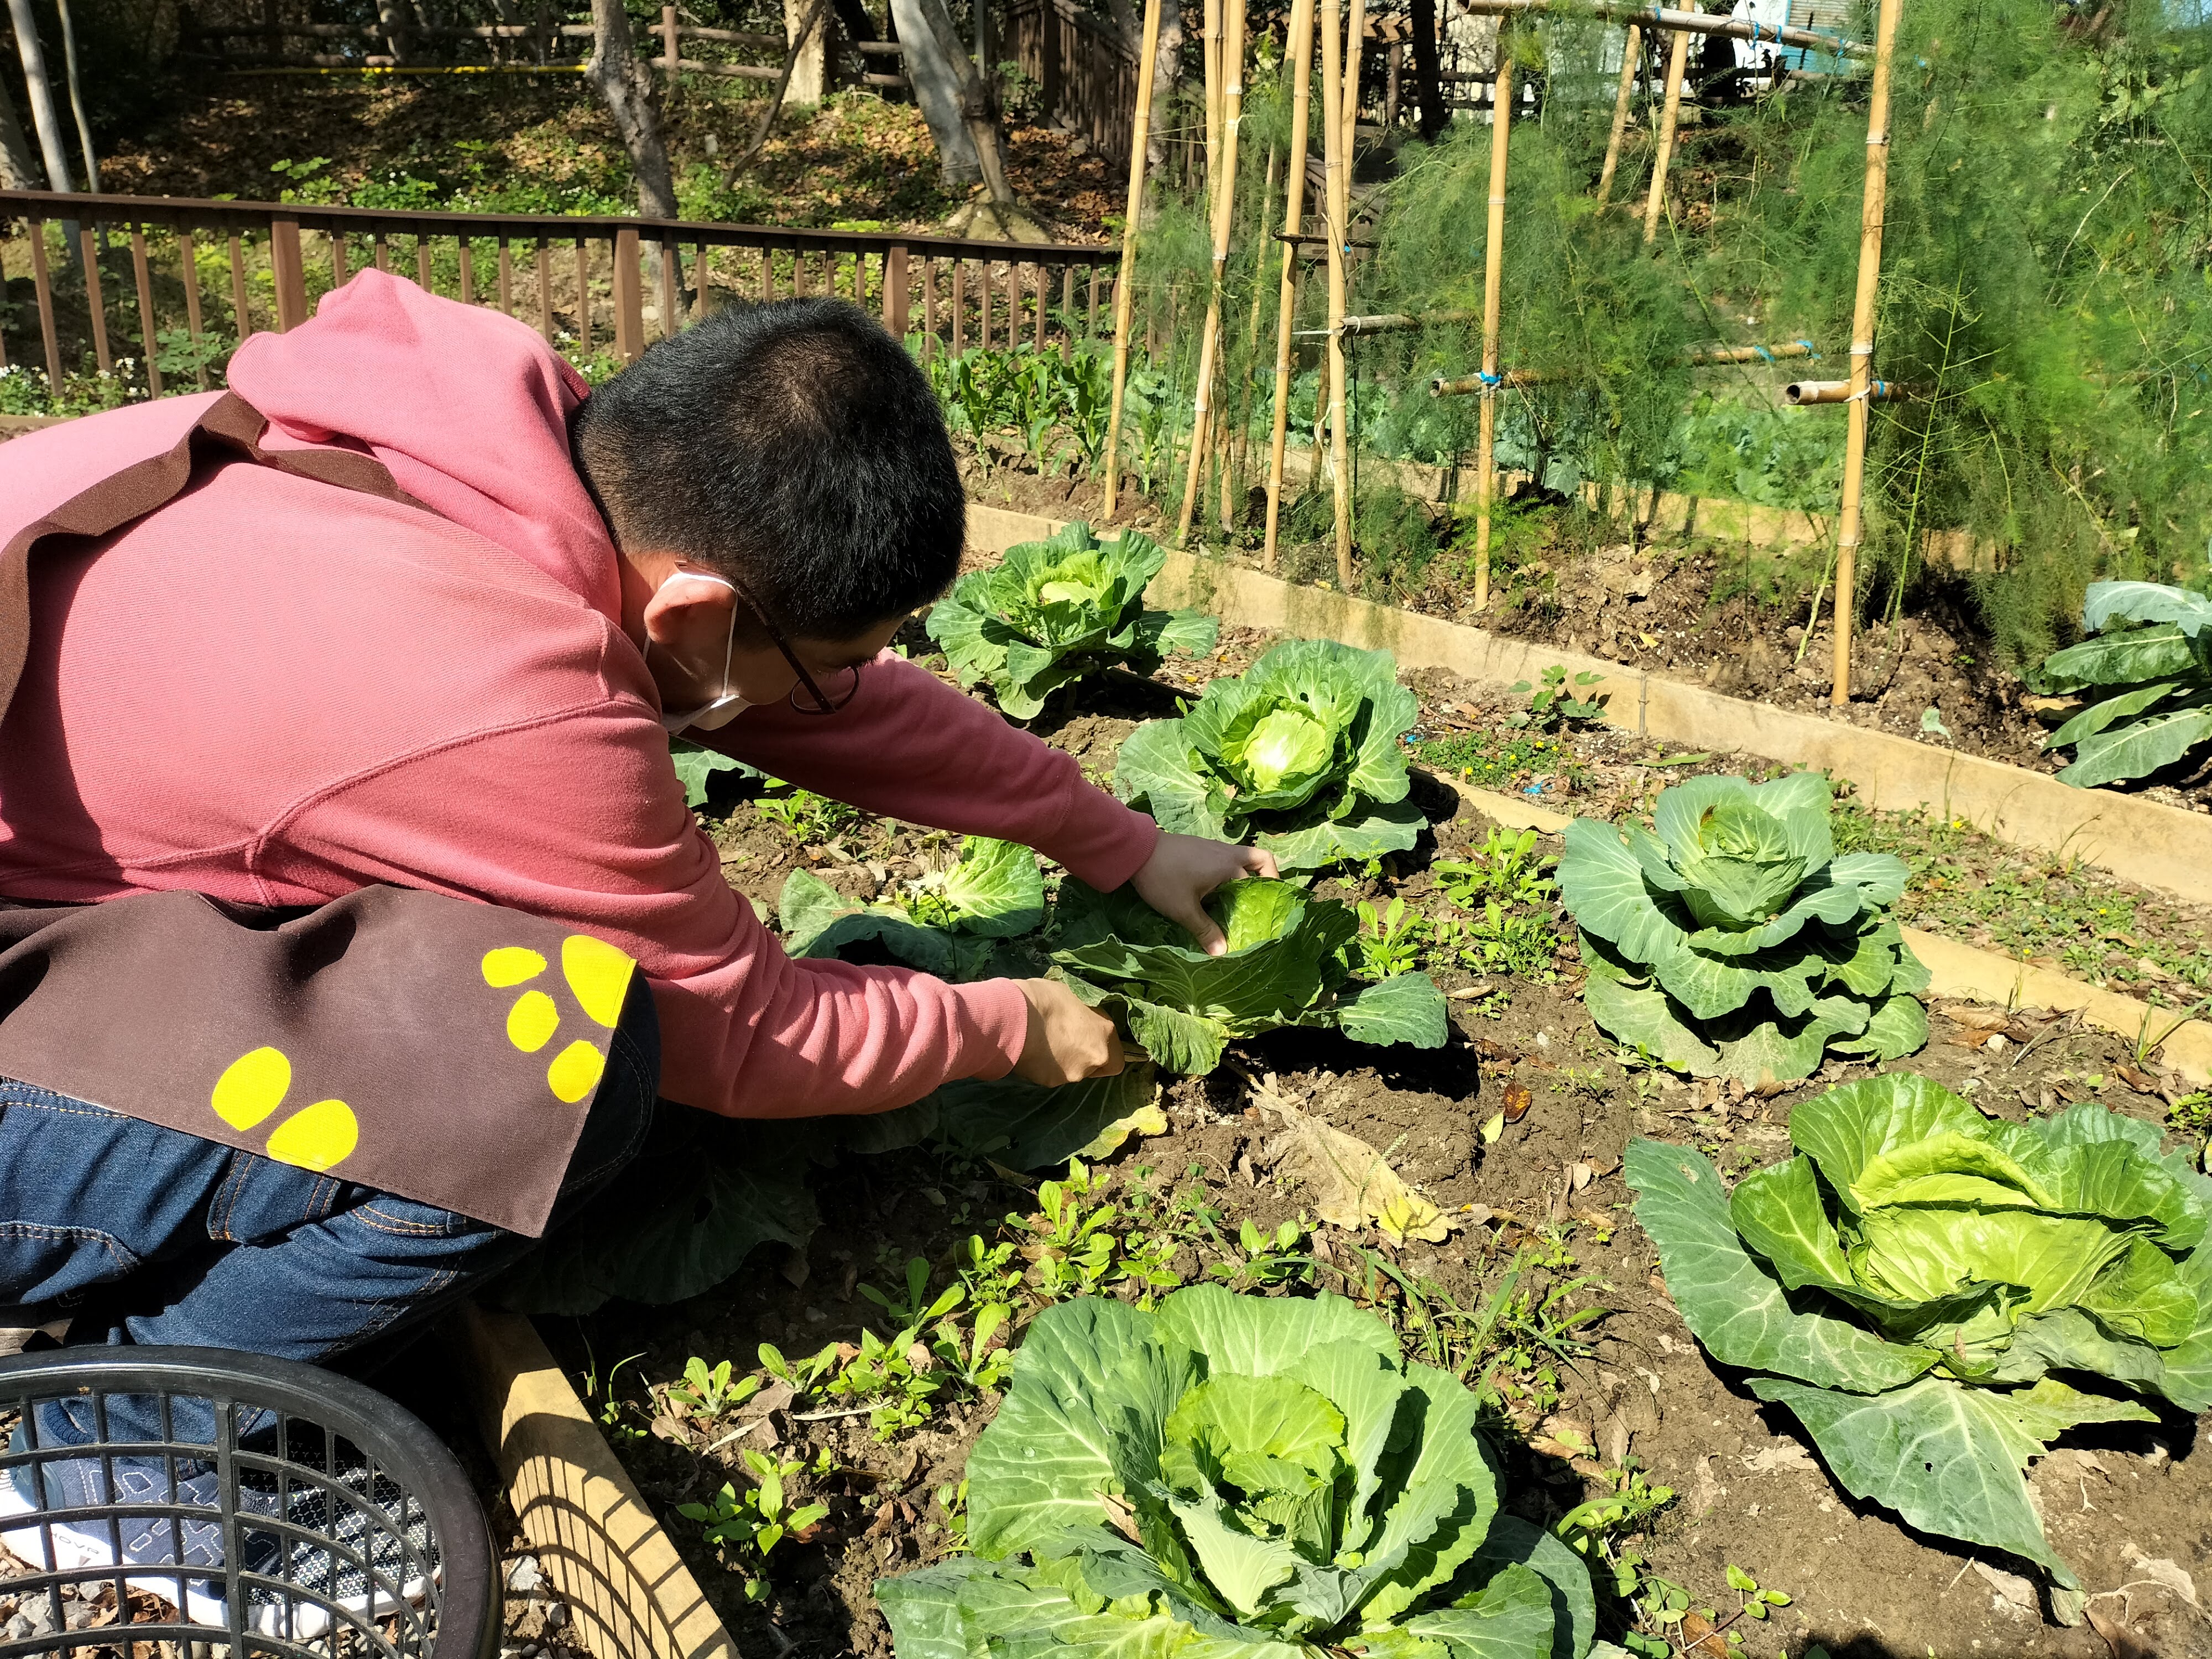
left=1244, top=845, right=1281, bottom=879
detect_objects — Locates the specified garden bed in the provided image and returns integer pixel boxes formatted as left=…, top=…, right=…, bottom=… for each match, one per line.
left=542, top=623, right=2212, bottom=1659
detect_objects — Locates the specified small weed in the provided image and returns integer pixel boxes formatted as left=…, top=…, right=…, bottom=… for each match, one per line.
left=1507, top=666, right=1608, bottom=733
left=1412, top=729, right=1575, bottom=790
left=1355, top=897, right=1426, bottom=979
left=1434, top=828, right=1557, bottom=908
left=662, top=1355, right=760, bottom=1422
left=677, top=1448, right=831, bottom=1601
left=755, top=780, right=862, bottom=841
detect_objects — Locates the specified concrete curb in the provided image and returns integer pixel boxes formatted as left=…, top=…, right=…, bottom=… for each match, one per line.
left=964, top=503, right=2212, bottom=907
left=448, top=1303, right=739, bottom=1659
left=1443, top=780, right=2212, bottom=1088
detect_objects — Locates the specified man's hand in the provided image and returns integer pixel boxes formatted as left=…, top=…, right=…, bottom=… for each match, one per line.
left=1131, top=832, right=1281, bottom=956
left=1013, top=979, right=1125, bottom=1086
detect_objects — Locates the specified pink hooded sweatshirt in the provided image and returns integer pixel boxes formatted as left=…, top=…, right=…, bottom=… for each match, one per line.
left=0, top=272, right=1161, bottom=1119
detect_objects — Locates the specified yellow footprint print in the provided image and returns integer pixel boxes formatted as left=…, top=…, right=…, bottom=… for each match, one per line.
left=208, top=1046, right=360, bottom=1173
left=481, top=934, right=637, bottom=1104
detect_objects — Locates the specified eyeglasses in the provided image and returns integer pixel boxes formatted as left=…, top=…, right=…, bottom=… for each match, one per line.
left=723, top=573, right=863, bottom=716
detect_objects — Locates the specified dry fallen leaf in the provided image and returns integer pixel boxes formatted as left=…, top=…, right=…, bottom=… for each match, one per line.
left=1739, top=1442, right=1815, bottom=1475
left=2116, top=1063, right=2161, bottom=1094
left=1973, top=1561, right=2039, bottom=1617
left=1503, top=1080, right=1534, bottom=1123
left=2121, top=1543, right=2200, bottom=1608
left=1250, top=1076, right=1452, bottom=1243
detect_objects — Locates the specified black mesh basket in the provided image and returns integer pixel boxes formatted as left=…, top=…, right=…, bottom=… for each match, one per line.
left=0, top=1347, right=498, bottom=1659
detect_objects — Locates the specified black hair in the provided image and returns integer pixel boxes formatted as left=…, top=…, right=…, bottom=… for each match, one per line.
left=571, top=296, right=965, bottom=640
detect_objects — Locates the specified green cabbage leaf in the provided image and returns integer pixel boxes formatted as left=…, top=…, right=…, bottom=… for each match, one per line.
left=1051, top=878, right=1448, bottom=1076
left=1627, top=1073, right=2212, bottom=1589
left=928, top=523, right=1219, bottom=719
left=2033, top=580, right=2212, bottom=789
left=1556, top=773, right=1928, bottom=1086
left=876, top=1287, right=1616, bottom=1659
left=1114, top=641, right=1423, bottom=874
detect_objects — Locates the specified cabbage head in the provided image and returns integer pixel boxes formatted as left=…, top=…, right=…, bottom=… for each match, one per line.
left=1556, top=772, right=1928, bottom=1086
left=1114, top=641, right=1422, bottom=873
left=1627, top=1074, right=2212, bottom=1590
left=1051, top=878, right=1447, bottom=1075
left=929, top=523, right=1218, bottom=718
left=876, top=1286, right=1620, bottom=1659
left=2031, top=580, right=2212, bottom=789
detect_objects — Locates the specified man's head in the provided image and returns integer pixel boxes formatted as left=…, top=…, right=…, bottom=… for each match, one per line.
left=573, top=297, right=964, bottom=718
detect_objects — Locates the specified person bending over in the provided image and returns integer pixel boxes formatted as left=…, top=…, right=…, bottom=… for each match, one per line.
left=0, top=271, right=1270, bottom=1620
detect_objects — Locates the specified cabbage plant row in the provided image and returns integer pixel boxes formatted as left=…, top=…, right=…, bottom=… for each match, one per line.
left=1629, top=1073, right=2212, bottom=1594
left=2031, top=580, right=2212, bottom=789
left=879, top=1286, right=1629, bottom=1659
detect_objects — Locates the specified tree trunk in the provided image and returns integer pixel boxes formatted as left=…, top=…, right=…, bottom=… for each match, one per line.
left=0, top=68, right=38, bottom=189
left=830, top=0, right=877, bottom=44
left=586, top=0, right=679, bottom=220
left=54, top=0, right=95, bottom=191
left=1146, top=0, right=1182, bottom=175
left=6, top=0, right=74, bottom=192
left=1410, top=0, right=1445, bottom=142
left=891, top=0, right=1014, bottom=204
left=889, top=0, right=980, bottom=183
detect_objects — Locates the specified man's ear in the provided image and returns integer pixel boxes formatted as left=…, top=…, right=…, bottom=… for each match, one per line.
left=640, top=566, right=738, bottom=653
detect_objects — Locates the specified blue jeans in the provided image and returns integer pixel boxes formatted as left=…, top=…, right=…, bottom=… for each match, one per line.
left=0, top=976, right=659, bottom=1456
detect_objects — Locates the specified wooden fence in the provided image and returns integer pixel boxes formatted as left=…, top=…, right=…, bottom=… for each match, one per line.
left=180, top=3, right=909, bottom=89
left=0, top=190, right=1122, bottom=397
left=1004, top=0, right=1139, bottom=166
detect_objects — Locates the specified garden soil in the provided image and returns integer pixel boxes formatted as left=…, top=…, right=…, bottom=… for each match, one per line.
left=544, top=640, right=2212, bottom=1659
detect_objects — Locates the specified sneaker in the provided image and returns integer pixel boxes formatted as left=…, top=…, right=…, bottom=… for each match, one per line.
left=0, top=1431, right=279, bottom=1626
left=243, top=1460, right=440, bottom=1640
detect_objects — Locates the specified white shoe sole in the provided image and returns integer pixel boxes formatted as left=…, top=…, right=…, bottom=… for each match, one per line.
left=0, top=1475, right=229, bottom=1625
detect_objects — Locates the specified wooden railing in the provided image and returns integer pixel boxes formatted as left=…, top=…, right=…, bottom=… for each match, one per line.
left=0, top=191, right=1121, bottom=398
left=1005, top=0, right=1140, bottom=166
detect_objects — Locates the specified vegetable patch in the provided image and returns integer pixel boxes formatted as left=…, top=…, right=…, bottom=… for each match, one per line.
left=2032, top=580, right=2212, bottom=789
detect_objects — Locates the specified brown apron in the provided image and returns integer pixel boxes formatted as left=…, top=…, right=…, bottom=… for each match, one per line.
left=0, top=394, right=638, bottom=1237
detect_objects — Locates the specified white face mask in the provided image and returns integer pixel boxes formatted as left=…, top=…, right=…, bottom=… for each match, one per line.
left=651, top=571, right=754, bottom=736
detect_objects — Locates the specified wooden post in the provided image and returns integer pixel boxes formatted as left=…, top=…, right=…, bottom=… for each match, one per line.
left=128, top=223, right=159, bottom=395
left=1261, top=0, right=1318, bottom=568
left=660, top=3, right=678, bottom=80
left=1342, top=0, right=1365, bottom=153
left=1469, top=41, right=1512, bottom=609
left=228, top=232, right=254, bottom=341
left=1832, top=0, right=1902, bottom=708
left=77, top=223, right=108, bottom=371
left=28, top=223, right=60, bottom=382
left=614, top=227, right=644, bottom=361
left=416, top=235, right=434, bottom=294
left=657, top=233, right=677, bottom=338
left=1176, top=0, right=1248, bottom=546
left=179, top=229, right=207, bottom=389
left=886, top=243, right=910, bottom=336
left=272, top=215, right=307, bottom=330
left=1320, top=0, right=1352, bottom=585
left=1100, top=0, right=1164, bottom=519
left=1228, top=143, right=1277, bottom=524
left=1595, top=22, right=1638, bottom=206
left=1641, top=27, right=1687, bottom=244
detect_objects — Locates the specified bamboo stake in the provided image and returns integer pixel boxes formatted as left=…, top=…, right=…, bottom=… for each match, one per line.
left=1832, top=0, right=1903, bottom=708
left=1100, top=0, right=1166, bottom=521
left=1641, top=27, right=1688, bottom=244
left=1321, top=0, right=1352, bottom=585
left=1177, top=0, right=1249, bottom=546
left=1260, top=0, right=1319, bottom=569
left=1342, top=0, right=1366, bottom=152
left=1595, top=22, right=1638, bottom=205
left=1469, top=39, right=1514, bottom=610
left=1229, top=143, right=1279, bottom=528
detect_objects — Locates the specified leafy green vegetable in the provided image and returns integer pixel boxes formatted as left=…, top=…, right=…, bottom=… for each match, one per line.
left=1114, top=640, right=1424, bottom=874
left=1627, top=1074, right=2212, bottom=1588
left=1556, top=773, right=1929, bottom=1086
left=779, top=836, right=1047, bottom=978
left=2033, top=580, right=2212, bottom=789
left=670, top=739, right=750, bottom=809
left=1051, top=878, right=1448, bottom=1076
left=928, top=523, right=1218, bottom=719
left=877, top=1286, right=1609, bottom=1659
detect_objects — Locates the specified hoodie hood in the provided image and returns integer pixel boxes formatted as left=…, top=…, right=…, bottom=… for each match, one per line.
left=226, top=270, right=622, bottom=623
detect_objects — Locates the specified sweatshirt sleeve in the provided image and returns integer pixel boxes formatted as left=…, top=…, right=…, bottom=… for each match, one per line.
left=703, top=651, right=1163, bottom=892
left=259, top=695, right=1033, bottom=1119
